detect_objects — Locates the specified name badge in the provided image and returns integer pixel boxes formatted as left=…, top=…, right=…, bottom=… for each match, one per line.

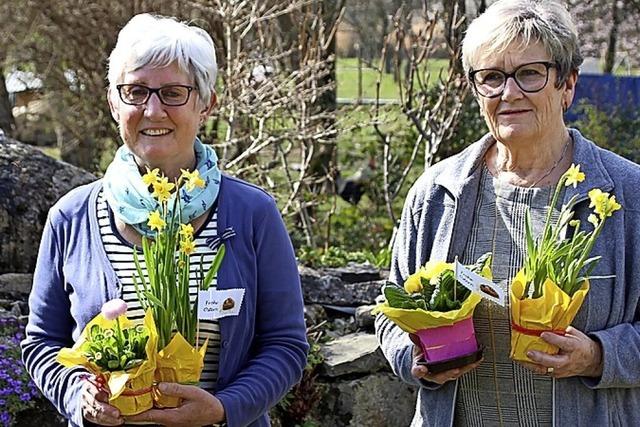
left=198, top=288, right=245, bottom=320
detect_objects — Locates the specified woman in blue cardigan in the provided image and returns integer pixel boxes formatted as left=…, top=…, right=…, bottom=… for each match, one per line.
left=22, top=14, right=308, bottom=427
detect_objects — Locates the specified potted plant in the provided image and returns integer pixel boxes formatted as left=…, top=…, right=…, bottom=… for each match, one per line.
left=57, top=299, right=157, bottom=416
left=510, top=164, right=621, bottom=361
left=374, top=253, right=492, bottom=373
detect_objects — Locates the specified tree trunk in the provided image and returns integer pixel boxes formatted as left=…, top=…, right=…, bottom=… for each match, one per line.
left=603, top=0, right=622, bottom=74
left=0, top=69, right=15, bottom=135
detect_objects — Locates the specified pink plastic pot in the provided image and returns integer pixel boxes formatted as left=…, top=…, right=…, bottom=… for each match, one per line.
left=415, top=316, right=478, bottom=363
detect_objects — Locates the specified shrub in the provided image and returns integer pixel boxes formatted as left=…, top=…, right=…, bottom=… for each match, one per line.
left=569, top=100, right=640, bottom=164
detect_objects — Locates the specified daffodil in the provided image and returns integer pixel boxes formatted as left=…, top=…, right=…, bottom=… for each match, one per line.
left=179, top=223, right=194, bottom=239
left=589, top=189, right=621, bottom=220
left=147, top=210, right=166, bottom=232
left=179, top=238, right=196, bottom=255
left=523, top=164, right=622, bottom=298
left=151, top=177, right=176, bottom=203
left=564, top=164, right=585, bottom=188
left=142, top=168, right=161, bottom=186
left=181, top=169, right=206, bottom=192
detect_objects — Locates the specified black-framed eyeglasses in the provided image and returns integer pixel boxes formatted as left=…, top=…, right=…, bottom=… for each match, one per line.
left=469, top=61, right=557, bottom=98
left=116, top=84, right=196, bottom=106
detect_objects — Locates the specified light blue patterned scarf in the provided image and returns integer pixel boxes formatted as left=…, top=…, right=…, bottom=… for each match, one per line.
left=103, top=138, right=221, bottom=238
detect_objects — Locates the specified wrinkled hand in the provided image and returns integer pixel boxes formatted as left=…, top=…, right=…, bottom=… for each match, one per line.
left=409, top=334, right=482, bottom=385
left=81, top=375, right=123, bottom=426
left=521, top=326, right=603, bottom=378
left=124, top=383, right=225, bottom=427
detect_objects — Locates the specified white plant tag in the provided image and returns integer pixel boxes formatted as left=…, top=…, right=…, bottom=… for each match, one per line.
left=454, top=258, right=506, bottom=307
left=198, top=288, right=245, bottom=320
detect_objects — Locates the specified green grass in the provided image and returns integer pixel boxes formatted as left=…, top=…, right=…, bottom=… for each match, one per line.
left=336, top=57, right=449, bottom=100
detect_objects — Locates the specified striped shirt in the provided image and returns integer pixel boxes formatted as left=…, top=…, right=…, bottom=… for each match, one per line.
left=454, top=165, right=563, bottom=427
left=97, top=190, right=221, bottom=390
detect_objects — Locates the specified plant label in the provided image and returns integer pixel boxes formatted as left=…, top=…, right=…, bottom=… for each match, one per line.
left=454, top=258, right=505, bottom=306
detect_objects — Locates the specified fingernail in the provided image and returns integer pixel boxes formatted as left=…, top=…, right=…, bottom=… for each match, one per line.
left=527, top=351, right=533, bottom=358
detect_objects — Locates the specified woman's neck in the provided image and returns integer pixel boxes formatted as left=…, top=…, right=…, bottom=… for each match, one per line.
left=487, top=129, right=572, bottom=187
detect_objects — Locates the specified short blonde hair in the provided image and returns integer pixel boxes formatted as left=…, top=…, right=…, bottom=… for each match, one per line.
left=107, top=14, right=217, bottom=106
left=462, top=0, right=583, bottom=87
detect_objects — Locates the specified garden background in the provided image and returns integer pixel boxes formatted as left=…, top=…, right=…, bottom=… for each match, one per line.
left=2, top=0, right=640, bottom=425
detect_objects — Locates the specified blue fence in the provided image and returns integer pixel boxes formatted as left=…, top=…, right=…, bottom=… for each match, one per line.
left=566, top=74, right=640, bottom=122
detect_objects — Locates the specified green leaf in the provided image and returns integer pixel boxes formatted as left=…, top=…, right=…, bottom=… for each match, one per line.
left=202, top=244, right=226, bottom=291
left=383, top=284, right=420, bottom=309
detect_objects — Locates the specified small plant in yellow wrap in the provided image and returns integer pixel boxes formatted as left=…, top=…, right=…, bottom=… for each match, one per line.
left=375, top=253, right=491, bottom=373
left=132, top=168, right=225, bottom=408
left=511, top=163, right=621, bottom=361
left=57, top=300, right=158, bottom=416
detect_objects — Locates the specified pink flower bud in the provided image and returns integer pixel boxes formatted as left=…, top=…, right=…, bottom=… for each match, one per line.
left=101, top=299, right=128, bottom=320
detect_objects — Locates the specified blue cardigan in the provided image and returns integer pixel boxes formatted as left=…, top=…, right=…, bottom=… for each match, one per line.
left=21, top=174, right=309, bottom=427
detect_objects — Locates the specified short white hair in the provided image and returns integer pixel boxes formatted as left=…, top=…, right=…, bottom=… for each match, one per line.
left=462, top=0, right=583, bottom=87
left=107, top=13, right=217, bottom=106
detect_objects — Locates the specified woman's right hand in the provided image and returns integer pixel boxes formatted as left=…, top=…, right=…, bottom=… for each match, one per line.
left=81, top=376, right=123, bottom=426
left=409, top=335, right=482, bottom=385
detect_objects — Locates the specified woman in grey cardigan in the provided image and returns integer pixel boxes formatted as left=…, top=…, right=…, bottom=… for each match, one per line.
left=375, top=1, right=640, bottom=425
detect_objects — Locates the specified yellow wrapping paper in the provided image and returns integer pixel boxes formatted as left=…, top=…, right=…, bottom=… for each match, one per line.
left=373, top=292, right=482, bottom=333
left=57, top=310, right=158, bottom=416
left=154, top=333, right=208, bottom=408
left=510, top=270, right=589, bottom=362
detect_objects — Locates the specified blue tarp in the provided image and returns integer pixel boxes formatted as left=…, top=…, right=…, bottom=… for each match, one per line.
left=566, top=74, right=640, bottom=122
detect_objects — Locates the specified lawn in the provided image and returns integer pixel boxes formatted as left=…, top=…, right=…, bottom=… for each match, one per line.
left=336, top=57, right=449, bottom=100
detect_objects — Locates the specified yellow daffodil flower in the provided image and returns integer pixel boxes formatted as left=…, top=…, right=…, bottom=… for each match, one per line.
left=151, top=177, right=176, bottom=203
left=588, top=214, right=599, bottom=227
left=564, top=164, right=585, bottom=188
left=589, top=189, right=622, bottom=220
left=180, top=169, right=206, bottom=192
left=142, top=168, right=161, bottom=186
left=179, top=223, right=194, bottom=238
left=147, top=210, right=166, bottom=232
left=179, top=238, right=196, bottom=255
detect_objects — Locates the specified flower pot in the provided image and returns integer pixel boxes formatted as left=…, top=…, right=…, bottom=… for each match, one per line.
left=510, top=271, right=589, bottom=362
left=153, top=333, right=208, bottom=408
left=415, top=316, right=482, bottom=373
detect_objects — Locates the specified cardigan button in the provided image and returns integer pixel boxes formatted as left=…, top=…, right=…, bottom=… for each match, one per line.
left=221, top=340, right=229, bottom=348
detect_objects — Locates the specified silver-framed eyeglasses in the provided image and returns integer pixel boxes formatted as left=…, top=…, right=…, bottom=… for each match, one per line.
left=116, top=84, right=196, bottom=106
left=469, top=61, right=557, bottom=98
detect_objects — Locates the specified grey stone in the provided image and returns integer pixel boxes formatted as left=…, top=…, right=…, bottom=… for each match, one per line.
left=299, top=266, right=385, bottom=306
left=304, top=304, right=327, bottom=327
left=320, top=262, right=382, bottom=284
left=320, top=332, right=387, bottom=377
left=311, top=372, right=417, bottom=427
left=355, top=304, right=376, bottom=330
left=325, top=317, right=357, bottom=339
left=0, top=138, right=95, bottom=273
left=0, top=273, right=33, bottom=295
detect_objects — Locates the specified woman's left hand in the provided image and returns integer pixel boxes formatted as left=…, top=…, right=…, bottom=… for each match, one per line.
left=520, top=326, right=603, bottom=378
left=124, top=383, right=225, bottom=426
